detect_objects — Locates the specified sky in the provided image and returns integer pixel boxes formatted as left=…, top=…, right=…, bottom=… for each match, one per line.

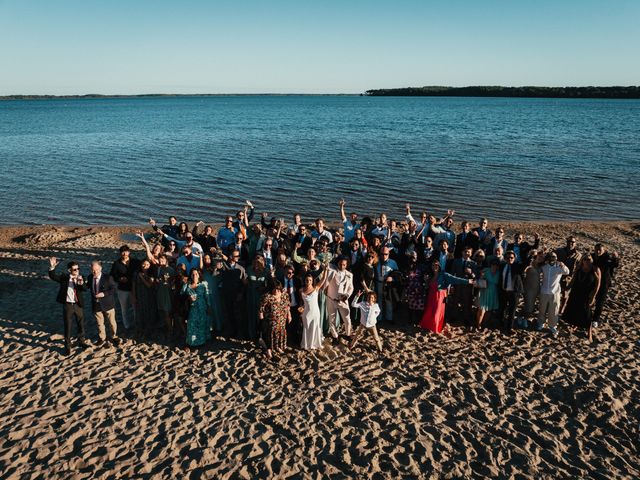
left=0, top=0, right=638, bottom=94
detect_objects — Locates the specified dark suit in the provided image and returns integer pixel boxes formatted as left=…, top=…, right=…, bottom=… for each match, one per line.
left=283, top=276, right=303, bottom=345
left=453, top=232, right=479, bottom=258
left=499, top=263, right=524, bottom=330
left=49, top=268, right=87, bottom=349
left=87, top=273, right=117, bottom=313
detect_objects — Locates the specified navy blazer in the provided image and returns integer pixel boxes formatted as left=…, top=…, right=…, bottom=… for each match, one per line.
left=87, top=273, right=117, bottom=313
left=49, top=269, right=86, bottom=307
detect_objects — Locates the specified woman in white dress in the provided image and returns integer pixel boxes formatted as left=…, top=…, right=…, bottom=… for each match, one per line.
left=299, top=269, right=328, bottom=350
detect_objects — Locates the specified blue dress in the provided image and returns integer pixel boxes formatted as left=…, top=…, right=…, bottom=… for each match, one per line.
left=181, top=281, right=211, bottom=346
left=203, top=270, right=224, bottom=332
left=479, top=268, right=500, bottom=311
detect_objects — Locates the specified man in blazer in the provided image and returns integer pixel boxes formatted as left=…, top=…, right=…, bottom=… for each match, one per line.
left=87, top=260, right=121, bottom=347
left=282, top=265, right=303, bottom=345
left=453, top=221, right=479, bottom=258
left=325, top=256, right=354, bottom=338
left=448, top=246, right=478, bottom=327
left=48, top=257, right=88, bottom=355
left=499, top=251, right=524, bottom=332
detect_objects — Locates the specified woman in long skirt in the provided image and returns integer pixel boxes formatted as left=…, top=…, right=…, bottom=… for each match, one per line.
left=181, top=268, right=211, bottom=348
left=258, top=280, right=291, bottom=359
left=562, top=255, right=600, bottom=338
left=420, top=261, right=473, bottom=334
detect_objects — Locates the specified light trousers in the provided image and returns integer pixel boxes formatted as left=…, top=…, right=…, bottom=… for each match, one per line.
left=95, top=308, right=118, bottom=341
left=349, top=324, right=382, bottom=351
left=537, top=292, right=560, bottom=328
left=116, top=290, right=134, bottom=329
left=328, top=299, right=352, bottom=337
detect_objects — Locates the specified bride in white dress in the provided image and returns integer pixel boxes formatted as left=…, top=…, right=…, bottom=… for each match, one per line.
left=299, top=269, right=328, bottom=350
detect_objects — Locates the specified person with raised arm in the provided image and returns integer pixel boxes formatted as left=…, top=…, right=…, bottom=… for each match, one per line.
left=151, top=219, right=203, bottom=256
left=192, top=222, right=218, bottom=256
left=555, top=236, right=582, bottom=314
left=405, top=203, right=429, bottom=241
left=349, top=290, right=383, bottom=353
left=135, top=232, right=162, bottom=267
left=299, top=267, right=329, bottom=350
left=507, top=232, right=540, bottom=264
left=430, top=211, right=456, bottom=253
left=149, top=216, right=179, bottom=247
left=233, top=200, right=255, bottom=239
left=420, top=260, right=475, bottom=334
left=339, top=199, right=359, bottom=245
left=48, top=257, right=89, bottom=355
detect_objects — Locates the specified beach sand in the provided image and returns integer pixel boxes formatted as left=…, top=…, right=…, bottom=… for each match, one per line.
left=0, top=222, right=638, bottom=478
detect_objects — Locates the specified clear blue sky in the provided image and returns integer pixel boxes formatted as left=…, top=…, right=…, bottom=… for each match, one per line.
left=1, top=0, right=638, bottom=94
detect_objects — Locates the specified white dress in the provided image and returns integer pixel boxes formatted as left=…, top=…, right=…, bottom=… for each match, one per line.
left=300, top=289, right=324, bottom=349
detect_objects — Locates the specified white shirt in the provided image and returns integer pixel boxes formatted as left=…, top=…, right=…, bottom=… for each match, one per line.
left=66, top=276, right=77, bottom=303
left=502, top=264, right=515, bottom=292
left=311, top=229, right=333, bottom=243
left=540, top=263, right=570, bottom=295
left=351, top=299, right=381, bottom=328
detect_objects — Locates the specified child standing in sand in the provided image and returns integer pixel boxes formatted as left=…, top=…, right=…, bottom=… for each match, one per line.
left=349, top=291, right=383, bottom=353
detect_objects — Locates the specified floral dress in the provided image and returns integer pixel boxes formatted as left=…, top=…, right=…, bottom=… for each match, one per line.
left=259, top=292, right=291, bottom=351
left=402, top=266, right=427, bottom=311
left=181, top=281, right=211, bottom=346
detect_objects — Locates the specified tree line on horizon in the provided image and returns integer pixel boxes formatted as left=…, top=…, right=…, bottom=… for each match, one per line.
left=364, top=86, right=640, bottom=99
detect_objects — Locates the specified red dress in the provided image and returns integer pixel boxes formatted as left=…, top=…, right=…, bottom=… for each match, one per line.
left=419, top=280, right=448, bottom=333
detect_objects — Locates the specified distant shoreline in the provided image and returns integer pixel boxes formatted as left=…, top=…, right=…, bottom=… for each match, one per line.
left=0, top=93, right=360, bottom=101
left=3, top=87, right=640, bottom=100
left=365, top=86, right=640, bottom=99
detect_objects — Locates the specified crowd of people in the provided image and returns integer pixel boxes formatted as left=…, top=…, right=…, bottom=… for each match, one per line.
left=47, top=200, right=620, bottom=357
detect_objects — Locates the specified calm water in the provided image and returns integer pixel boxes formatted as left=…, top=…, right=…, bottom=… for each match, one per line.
left=0, top=95, right=639, bottom=225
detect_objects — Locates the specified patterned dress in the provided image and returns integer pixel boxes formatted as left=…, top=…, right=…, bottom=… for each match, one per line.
left=181, top=281, right=211, bottom=346
left=259, top=292, right=291, bottom=351
left=402, top=266, right=427, bottom=311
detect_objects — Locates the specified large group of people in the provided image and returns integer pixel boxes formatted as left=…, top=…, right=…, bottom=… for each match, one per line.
left=48, top=200, right=620, bottom=356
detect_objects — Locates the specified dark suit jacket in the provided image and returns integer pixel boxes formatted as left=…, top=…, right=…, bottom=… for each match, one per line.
left=87, top=273, right=117, bottom=313
left=49, top=269, right=86, bottom=307
left=450, top=258, right=478, bottom=279
left=454, top=232, right=479, bottom=258
left=507, top=239, right=539, bottom=263
left=498, top=263, right=524, bottom=294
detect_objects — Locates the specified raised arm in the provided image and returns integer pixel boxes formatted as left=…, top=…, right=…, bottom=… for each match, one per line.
left=48, top=257, right=62, bottom=282
left=245, top=200, right=255, bottom=225
left=351, top=290, right=364, bottom=308
left=135, top=232, right=157, bottom=264
left=339, top=199, right=347, bottom=223
left=405, top=203, right=417, bottom=225
left=316, top=266, right=330, bottom=291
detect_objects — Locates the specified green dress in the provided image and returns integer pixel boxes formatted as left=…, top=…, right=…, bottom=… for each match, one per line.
left=479, top=268, right=500, bottom=311
left=203, top=269, right=224, bottom=332
left=182, top=281, right=211, bottom=346
left=309, top=267, right=330, bottom=335
left=246, top=267, right=269, bottom=340
left=156, top=265, right=175, bottom=313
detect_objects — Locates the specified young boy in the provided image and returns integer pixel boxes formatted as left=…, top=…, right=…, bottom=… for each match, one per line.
left=349, top=290, right=383, bottom=353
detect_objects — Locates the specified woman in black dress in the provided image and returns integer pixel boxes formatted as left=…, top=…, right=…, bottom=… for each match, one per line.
left=562, top=255, right=600, bottom=337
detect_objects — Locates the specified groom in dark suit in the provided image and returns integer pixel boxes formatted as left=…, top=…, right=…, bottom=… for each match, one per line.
left=87, top=260, right=121, bottom=347
left=48, top=257, right=88, bottom=355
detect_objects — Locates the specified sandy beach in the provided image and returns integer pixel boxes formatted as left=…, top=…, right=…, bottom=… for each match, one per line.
left=0, top=222, right=638, bottom=479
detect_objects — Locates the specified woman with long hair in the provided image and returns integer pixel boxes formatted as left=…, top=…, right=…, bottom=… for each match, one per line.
left=181, top=268, right=211, bottom=349
left=299, top=269, right=329, bottom=350
left=562, top=254, right=601, bottom=340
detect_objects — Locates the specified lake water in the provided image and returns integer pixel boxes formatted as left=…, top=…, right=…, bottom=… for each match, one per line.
left=0, top=95, right=638, bottom=225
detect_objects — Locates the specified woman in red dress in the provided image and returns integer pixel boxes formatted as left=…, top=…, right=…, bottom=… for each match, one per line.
left=420, top=260, right=474, bottom=334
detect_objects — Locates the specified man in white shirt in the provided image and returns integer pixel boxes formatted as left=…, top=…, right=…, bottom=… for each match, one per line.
left=375, top=247, right=399, bottom=322
left=325, top=257, right=354, bottom=338
left=537, top=252, right=570, bottom=336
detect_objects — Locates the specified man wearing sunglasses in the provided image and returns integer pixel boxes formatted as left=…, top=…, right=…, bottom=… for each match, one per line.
left=48, top=257, right=89, bottom=355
